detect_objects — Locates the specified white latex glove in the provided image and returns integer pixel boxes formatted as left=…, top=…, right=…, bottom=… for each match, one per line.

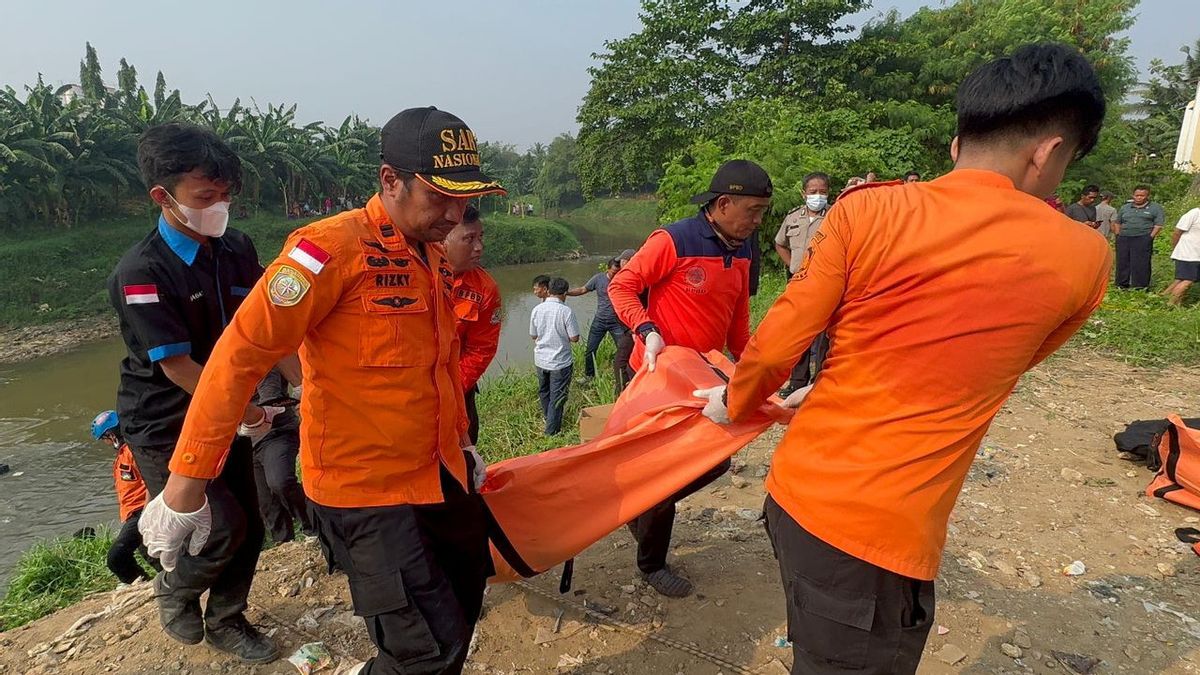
left=237, top=405, right=285, bottom=444
left=780, top=384, right=814, bottom=409
left=643, top=331, right=665, bottom=372
left=291, top=384, right=302, bottom=400
left=692, top=385, right=731, bottom=425
left=464, top=445, right=487, bottom=490
left=139, top=492, right=212, bottom=572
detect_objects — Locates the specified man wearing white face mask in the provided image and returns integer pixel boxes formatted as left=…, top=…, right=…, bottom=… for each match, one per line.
left=773, top=171, right=831, bottom=396
left=106, top=123, right=296, bottom=664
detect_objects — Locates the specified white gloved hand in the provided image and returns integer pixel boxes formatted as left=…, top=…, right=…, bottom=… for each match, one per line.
left=291, top=384, right=302, bottom=400
left=780, top=384, right=814, bottom=409
left=464, top=445, right=487, bottom=490
left=237, top=405, right=285, bottom=444
left=643, top=331, right=665, bottom=372
left=138, top=492, right=211, bottom=572
left=692, top=385, right=731, bottom=425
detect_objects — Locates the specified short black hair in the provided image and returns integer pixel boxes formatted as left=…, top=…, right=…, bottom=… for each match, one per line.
left=956, top=42, right=1105, bottom=159
left=803, top=172, right=830, bottom=189
left=549, top=277, right=569, bottom=295
left=606, top=258, right=620, bottom=270
left=1082, top=184, right=1100, bottom=195
left=137, top=122, right=242, bottom=193
left=905, top=171, right=920, bottom=179
left=533, top=274, right=551, bottom=288
left=1134, top=185, right=1151, bottom=193
left=464, top=205, right=480, bottom=223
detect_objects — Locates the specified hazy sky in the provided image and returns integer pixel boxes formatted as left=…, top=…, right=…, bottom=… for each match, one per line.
left=0, top=1, right=1193, bottom=147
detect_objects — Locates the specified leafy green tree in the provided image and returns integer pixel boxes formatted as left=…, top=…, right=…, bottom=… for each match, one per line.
left=79, top=42, right=106, bottom=100
left=534, top=134, right=584, bottom=214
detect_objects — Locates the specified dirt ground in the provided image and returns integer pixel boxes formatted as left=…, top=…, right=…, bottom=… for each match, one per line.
left=2, top=351, right=1199, bottom=675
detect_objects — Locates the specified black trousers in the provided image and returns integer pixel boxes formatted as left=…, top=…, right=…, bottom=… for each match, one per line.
left=786, top=331, right=829, bottom=390
left=537, top=365, right=573, bottom=435
left=584, top=316, right=627, bottom=378
left=464, top=385, right=480, bottom=445
left=1116, top=234, right=1154, bottom=288
left=627, top=458, right=731, bottom=574
left=132, top=436, right=264, bottom=629
left=107, top=510, right=158, bottom=583
left=311, top=465, right=492, bottom=675
left=613, top=329, right=635, bottom=396
left=764, top=496, right=934, bottom=675
left=252, top=426, right=313, bottom=543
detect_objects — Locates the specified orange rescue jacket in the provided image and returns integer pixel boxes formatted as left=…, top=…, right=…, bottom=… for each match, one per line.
left=114, top=443, right=148, bottom=523
left=453, top=267, right=502, bottom=390
left=170, top=194, right=469, bottom=507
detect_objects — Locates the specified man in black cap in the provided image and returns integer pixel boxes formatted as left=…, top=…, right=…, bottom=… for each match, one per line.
left=140, top=106, right=505, bottom=675
left=608, top=159, right=772, bottom=597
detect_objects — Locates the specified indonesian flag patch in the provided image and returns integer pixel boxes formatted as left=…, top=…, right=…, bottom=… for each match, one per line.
left=123, top=284, right=159, bottom=305
left=287, top=239, right=331, bottom=275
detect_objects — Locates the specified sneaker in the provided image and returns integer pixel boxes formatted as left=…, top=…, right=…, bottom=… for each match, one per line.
left=152, top=575, right=203, bottom=645
left=204, top=616, right=280, bottom=663
left=642, top=567, right=694, bottom=598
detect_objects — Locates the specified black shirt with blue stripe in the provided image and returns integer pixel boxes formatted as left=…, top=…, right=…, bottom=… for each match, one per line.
left=107, top=216, right=263, bottom=449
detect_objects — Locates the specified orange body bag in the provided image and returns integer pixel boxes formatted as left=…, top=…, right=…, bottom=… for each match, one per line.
left=481, top=347, right=791, bottom=583
left=1145, top=415, right=1200, bottom=556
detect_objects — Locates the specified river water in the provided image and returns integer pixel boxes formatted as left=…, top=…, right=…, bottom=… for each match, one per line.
left=0, top=250, right=638, bottom=580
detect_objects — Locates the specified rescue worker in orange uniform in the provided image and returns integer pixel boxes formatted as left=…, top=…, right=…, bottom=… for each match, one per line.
left=92, top=410, right=160, bottom=584
left=608, top=159, right=771, bottom=598
left=137, top=107, right=506, bottom=675
left=445, top=204, right=503, bottom=444
left=695, top=44, right=1112, bottom=673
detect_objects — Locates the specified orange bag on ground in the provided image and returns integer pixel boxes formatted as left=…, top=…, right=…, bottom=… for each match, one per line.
left=1145, top=415, right=1200, bottom=556
left=481, top=347, right=791, bottom=583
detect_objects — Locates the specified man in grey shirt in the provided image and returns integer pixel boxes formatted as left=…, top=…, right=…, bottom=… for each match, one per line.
left=567, top=258, right=625, bottom=381
left=1094, top=191, right=1117, bottom=239
left=1064, top=184, right=1099, bottom=230
left=1114, top=185, right=1166, bottom=289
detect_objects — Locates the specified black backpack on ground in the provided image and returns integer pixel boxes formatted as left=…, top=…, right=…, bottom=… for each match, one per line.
left=1115, top=418, right=1200, bottom=472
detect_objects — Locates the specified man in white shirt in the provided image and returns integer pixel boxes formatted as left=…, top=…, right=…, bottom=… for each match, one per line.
left=530, top=277, right=580, bottom=435
left=1165, top=207, right=1200, bottom=306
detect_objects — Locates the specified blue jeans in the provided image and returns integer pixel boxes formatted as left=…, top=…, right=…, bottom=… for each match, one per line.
left=537, top=364, right=573, bottom=435
left=584, top=315, right=628, bottom=378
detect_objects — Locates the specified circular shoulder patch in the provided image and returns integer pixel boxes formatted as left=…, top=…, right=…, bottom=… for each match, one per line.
left=268, top=265, right=311, bottom=306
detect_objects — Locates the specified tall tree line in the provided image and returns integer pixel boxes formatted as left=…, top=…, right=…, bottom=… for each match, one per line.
left=578, top=0, right=1199, bottom=212
left=0, top=43, right=382, bottom=228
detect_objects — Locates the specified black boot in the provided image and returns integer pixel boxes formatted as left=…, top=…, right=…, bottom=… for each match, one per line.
left=642, top=567, right=694, bottom=598
left=152, top=575, right=204, bottom=645
left=205, top=616, right=280, bottom=663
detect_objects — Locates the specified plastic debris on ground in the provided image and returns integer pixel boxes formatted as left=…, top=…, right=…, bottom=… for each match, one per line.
left=287, top=642, right=332, bottom=674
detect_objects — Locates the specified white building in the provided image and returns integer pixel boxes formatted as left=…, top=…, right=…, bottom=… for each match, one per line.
left=1175, top=78, right=1200, bottom=173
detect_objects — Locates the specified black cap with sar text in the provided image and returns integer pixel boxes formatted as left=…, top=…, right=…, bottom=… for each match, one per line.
left=690, top=159, right=773, bottom=204
left=381, top=107, right=507, bottom=198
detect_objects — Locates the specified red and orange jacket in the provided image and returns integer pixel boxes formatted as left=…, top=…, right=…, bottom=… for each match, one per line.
left=609, top=212, right=751, bottom=370
left=169, top=194, right=470, bottom=508
left=114, top=443, right=148, bottom=523
left=453, top=267, right=502, bottom=390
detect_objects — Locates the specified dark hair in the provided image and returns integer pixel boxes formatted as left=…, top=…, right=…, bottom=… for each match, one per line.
left=532, top=274, right=551, bottom=288
left=956, top=43, right=1105, bottom=159
left=464, top=205, right=480, bottom=223
left=606, top=258, right=620, bottom=269
left=1081, top=184, right=1100, bottom=196
left=803, top=172, right=830, bottom=189
left=137, top=123, right=242, bottom=193
left=1134, top=185, right=1151, bottom=193
left=905, top=171, right=920, bottom=179
left=549, top=277, right=569, bottom=295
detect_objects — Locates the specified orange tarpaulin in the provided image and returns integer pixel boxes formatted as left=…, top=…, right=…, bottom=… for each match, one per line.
left=481, top=347, right=792, bottom=583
